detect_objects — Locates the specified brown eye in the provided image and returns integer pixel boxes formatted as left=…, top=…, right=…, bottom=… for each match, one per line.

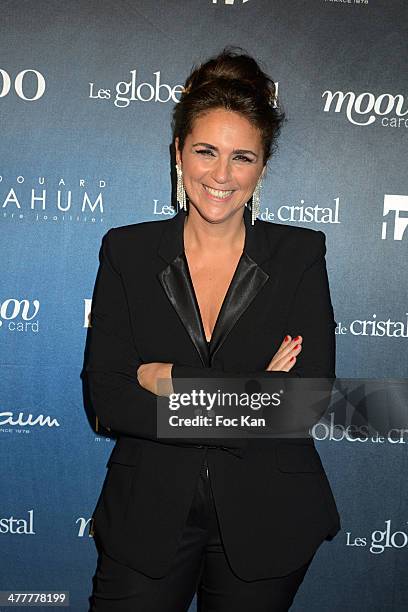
left=196, top=149, right=214, bottom=156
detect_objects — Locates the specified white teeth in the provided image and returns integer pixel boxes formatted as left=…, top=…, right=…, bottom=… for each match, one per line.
left=204, top=185, right=234, bottom=199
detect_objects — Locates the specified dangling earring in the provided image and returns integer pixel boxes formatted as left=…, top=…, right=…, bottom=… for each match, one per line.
left=176, top=163, right=187, bottom=211
left=250, top=175, right=263, bottom=225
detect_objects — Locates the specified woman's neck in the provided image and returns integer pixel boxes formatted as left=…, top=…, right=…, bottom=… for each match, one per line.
left=183, top=208, right=245, bottom=256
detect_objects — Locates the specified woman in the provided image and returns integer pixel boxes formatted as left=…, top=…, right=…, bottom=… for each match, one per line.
left=87, top=47, right=341, bottom=611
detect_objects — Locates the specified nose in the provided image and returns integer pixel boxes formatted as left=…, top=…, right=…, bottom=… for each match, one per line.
left=211, top=157, right=232, bottom=184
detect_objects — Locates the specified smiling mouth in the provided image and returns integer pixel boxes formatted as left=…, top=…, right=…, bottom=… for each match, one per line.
left=203, top=185, right=235, bottom=199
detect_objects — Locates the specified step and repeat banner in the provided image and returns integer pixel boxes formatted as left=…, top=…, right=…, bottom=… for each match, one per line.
left=1, top=1, right=407, bottom=610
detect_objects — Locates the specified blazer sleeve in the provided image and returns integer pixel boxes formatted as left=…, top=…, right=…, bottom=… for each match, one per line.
left=85, top=229, right=247, bottom=449
left=171, top=230, right=336, bottom=384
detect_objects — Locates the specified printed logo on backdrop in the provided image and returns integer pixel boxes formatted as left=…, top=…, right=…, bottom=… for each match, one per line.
left=0, top=510, right=35, bottom=534
left=335, top=313, right=408, bottom=338
left=311, top=377, right=408, bottom=445
left=347, top=520, right=408, bottom=554
left=260, top=196, right=340, bottom=224
left=0, top=299, right=39, bottom=333
left=1, top=176, right=106, bottom=224
left=151, top=198, right=340, bottom=222
left=311, top=410, right=408, bottom=445
left=211, top=0, right=251, bottom=4
left=153, top=200, right=176, bottom=216
left=0, top=410, right=60, bottom=434
left=89, top=69, right=184, bottom=108
left=382, top=195, right=408, bottom=241
left=0, top=69, right=45, bottom=101
left=322, top=89, right=408, bottom=128
left=323, top=0, right=369, bottom=6
left=76, top=516, right=93, bottom=538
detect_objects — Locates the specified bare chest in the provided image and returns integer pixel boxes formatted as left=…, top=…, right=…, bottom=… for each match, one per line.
left=185, top=250, right=242, bottom=342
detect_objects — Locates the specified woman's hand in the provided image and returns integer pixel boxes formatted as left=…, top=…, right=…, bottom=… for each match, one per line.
left=137, top=362, right=174, bottom=396
left=266, top=335, right=302, bottom=372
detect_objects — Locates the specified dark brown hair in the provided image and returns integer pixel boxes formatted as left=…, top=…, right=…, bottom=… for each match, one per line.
left=172, top=45, right=286, bottom=165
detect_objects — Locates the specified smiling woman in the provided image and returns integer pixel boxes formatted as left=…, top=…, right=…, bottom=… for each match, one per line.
left=172, top=48, right=285, bottom=229
left=88, top=45, right=340, bottom=612
left=175, top=109, right=265, bottom=220
left=170, top=50, right=286, bottom=347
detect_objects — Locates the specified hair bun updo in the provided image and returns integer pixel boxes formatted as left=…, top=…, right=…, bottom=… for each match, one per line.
left=172, top=45, right=286, bottom=164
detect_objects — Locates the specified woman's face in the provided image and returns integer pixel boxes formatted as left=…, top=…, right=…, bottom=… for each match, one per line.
left=175, top=108, right=265, bottom=224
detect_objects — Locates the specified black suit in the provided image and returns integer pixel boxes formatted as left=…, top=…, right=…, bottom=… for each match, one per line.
left=86, top=205, right=341, bottom=583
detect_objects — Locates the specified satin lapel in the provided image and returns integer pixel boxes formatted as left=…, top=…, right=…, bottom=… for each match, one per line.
left=158, top=252, right=209, bottom=367
left=157, top=206, right=275, bottom=366
left=209, top=253, right=268, bottom=362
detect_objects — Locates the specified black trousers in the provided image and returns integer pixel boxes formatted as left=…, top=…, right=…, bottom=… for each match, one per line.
left=90, top=458, right=314, bottom=611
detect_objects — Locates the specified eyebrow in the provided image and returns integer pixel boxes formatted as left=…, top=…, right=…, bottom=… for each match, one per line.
left=192, top=142, right=258, bottom=159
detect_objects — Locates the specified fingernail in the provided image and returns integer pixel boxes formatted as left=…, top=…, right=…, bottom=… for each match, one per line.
left=284, top=335, right=290, bottom=342
left=294, top=344, right=300, bottom=350
left=294, top=335, right=300, bottom=341
left=290, top=356, right=295, bottom=362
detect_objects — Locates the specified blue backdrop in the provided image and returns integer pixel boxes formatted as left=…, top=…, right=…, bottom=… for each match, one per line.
left=1, top=1, right=407, bottom=610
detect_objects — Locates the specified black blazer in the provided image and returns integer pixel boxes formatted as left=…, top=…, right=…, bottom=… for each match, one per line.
left=86, top=205, right=341, bottom=581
